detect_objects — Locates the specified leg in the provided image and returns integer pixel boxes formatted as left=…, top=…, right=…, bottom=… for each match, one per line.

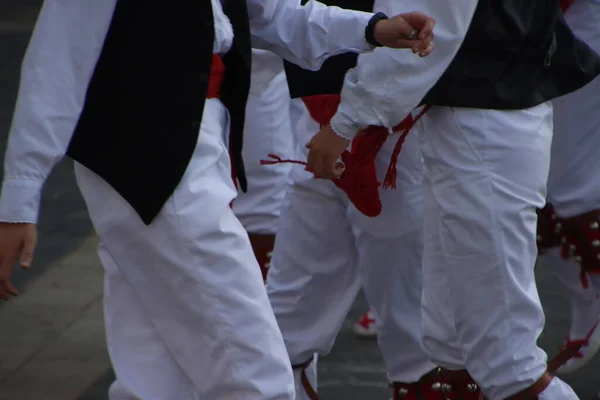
left=544, top=0, right=600, bottom=374
left=97, top=243, right=195, bottom=400
left=75, top=99, right=294, bottom=399
left=266, top=98, right=361, bottom=399
left=411, top=117, right=466, bottom=374
left=539, top=249, right=600, bottom=375
left=266, top=180, right=362, bottom=399
left=350, top=128, right=438, bottom=390
left=419, top=105, right=577, bottom=399
left=233, top=52, right=294, bottom=279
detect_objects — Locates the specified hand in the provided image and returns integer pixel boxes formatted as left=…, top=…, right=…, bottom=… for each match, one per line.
left=374, top=12, right=436, bottom=56
left=306, top=124, right=350, bottom=179
left=0, top=222, right=37, bottom=301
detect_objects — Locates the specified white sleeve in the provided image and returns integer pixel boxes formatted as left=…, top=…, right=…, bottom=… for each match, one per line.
left=330, top=0, right=480, bottom=139
left=0, top=0, right=116, bottom=223
left=247, top=0, right=375, bottom=71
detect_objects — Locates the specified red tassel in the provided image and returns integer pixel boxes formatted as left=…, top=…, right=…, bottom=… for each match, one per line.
left=382, top=105, right=431, bottom=190
left=382, top=129, right=409, bottom=189
left=259, top=154, right=307, bottom=166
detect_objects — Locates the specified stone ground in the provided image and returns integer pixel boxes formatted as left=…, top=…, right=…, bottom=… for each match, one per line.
left=0, top=3, right=598, bottom=399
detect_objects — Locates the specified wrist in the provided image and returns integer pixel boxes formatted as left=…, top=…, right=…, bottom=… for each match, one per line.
left=365, top=12, right=389, bottom=48
left=0, top=178, right=43, bottom=224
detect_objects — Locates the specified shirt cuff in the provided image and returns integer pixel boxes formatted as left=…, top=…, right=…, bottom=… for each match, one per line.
left=350, top=12, right=377, bottom=53
left=0, top=179, right=44, bottom=223
left=330, top=107, right=365, bottom=141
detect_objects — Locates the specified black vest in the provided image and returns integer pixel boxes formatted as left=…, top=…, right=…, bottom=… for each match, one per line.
left=66, top=0, right=251, bottom=225
left=286, top=0, right=600, bottom=110
left=284, top=0, right=375, bottom=98
left=423, top=0, right=600, bottom=108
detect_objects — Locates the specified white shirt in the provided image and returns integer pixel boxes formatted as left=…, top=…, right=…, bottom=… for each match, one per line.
left=330, top=0, right=480, bottom=139
left=0, top=0, right=375, bottom=223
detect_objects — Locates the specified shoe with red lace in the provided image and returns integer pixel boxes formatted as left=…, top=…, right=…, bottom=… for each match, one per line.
left=353, top=309, right=378, bottom=338
left=556, top=291, right=600, bottom=374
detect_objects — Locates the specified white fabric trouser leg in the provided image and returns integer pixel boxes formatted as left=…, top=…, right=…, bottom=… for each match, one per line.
left=541, top=249, right=598, bottom=306
left=547, top=0, right=600, bottom=290
left=75, top=99, right=294, bottom=400
left=547, top=0, right=600, bottom=219
left=348, top=124, right=436, bottom=383
left=418, top=104, right=578, bottom=400
left=232, top=50, right=293, bottom=234
left=267, top=180, right=359, bottom=400
left=98, top=243, right=195, bottom=400
left=267, top=103, right=435, bottom=398
left=267, top=179, right=361, bottom=364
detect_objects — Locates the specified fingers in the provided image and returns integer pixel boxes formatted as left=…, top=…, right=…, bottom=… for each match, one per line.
left=0, top=286, right=8, bottom=301
left=0, top=279, right=19, bottom=300
left=333, top=160, right=345, bottom=178
left=389, top=13, right=423, bottom=39
left=413, top=41, right=435, bottom=57
left=306, top=127, right=349, bottom=179
left=306, top=139, right=316, bottom=172
left=307, top=148, right=344, bottom=179
left=397, top=32, right=433, bottom=52
left=420, top=41, right=435, bottom=57
left=417, top=14, right=435, bottom=40
left=0, top=223, right=36, bottom=301
left=20, top=230, right=36, bottom=269
left=318, top=155, right=344, bottom=179
left=402, top=11, right=436, bottom=35
left=306, top=137, right=327, bottom=176
left=315, top=158, right=340, bottom=179
left=392, top=12, right=435, bottom=51
left=0, top=253, right=19, bottom=301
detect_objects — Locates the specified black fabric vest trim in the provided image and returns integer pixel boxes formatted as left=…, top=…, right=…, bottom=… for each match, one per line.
left=283, top=0, right=374, bottom=98
left=221, top=0, right=252, bottom=193
left=67, top=0, right=252, bottom=225
left=423, top=0, right=600, bottom=109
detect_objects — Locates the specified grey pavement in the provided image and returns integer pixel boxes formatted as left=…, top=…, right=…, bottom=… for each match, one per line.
left=0, top=0, right=95, bottom=298
left=0, top=3, right=598, bottom=400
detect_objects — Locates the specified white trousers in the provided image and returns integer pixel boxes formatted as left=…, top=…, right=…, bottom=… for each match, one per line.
left=418, top=105, right=577, bottom=399
left=546, top=0, right=600, bottom=289
left=548, top=0, right=600, bottom=219
left=232, top=50, right=294, bottom=234
left=267, top=101, right=435, bottom=397
left=75, top=99, right=294, bottom=400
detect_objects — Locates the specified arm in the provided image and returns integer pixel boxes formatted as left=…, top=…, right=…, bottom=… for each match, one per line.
left=247, top=0, right=374, bottom=70
left=0, top=0, right=116, bottom=223
left=330, top=0, right=480, bottom=139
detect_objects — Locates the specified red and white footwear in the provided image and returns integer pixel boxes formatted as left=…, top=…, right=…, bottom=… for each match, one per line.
left=556, top=292, right=600, bottom=374
left=390, top=368, right=446, bottom=400
left=353, top=309, right=378, bottom=338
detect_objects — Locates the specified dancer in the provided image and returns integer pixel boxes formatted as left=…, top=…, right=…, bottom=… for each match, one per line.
left=232, top=49, right=294, bottom=281
left=537, top=0, right=600, bottom=375
left=0, top=1, right=435, bottom=398
left=265, top=2, right=437, bottom=397
left=307, top=0, right=600, bottom=398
